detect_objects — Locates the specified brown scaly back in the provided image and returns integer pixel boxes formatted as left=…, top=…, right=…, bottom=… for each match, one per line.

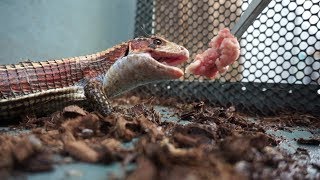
left=0, top=41, right=130, bottom=99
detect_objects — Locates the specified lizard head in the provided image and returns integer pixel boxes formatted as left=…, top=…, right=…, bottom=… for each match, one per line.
left=102, top=36, right=189, bottom=98
left=127, top=36, right=189, bottom=78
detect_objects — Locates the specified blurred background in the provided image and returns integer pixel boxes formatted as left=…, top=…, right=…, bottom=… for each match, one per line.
left=0, top=0, right=136, bottom=64
left=0, top=0, right=319, bottom=115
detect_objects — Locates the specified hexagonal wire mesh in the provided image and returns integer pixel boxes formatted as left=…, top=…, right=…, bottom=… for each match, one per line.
left=134, top=0, right=320, bottom=115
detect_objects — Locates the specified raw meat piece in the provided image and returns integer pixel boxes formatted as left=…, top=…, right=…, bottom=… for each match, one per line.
left=185, top=28, right=240, bottom=79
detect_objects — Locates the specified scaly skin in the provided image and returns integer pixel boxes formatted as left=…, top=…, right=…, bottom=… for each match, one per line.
left=0, top=36, right=189, bottom=120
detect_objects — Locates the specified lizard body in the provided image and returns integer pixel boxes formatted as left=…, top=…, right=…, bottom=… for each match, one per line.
left=0, top=36, right=189, bottom=120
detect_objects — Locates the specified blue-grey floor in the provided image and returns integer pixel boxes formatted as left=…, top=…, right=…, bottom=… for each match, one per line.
left=28, top=163, right=129, bottom=180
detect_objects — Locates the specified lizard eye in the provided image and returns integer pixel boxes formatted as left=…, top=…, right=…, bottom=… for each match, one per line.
left=153, top=38, right=162, bottom=45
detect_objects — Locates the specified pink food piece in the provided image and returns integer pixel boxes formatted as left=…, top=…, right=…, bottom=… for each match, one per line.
left=185, top=28, right=240, bottom=79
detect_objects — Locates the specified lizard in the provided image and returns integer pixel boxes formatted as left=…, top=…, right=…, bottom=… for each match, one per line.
left=0, top=36, right=189, bottom=121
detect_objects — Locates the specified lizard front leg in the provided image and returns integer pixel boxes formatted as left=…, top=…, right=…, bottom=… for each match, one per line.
left=84, top=78, right=113, bottom=116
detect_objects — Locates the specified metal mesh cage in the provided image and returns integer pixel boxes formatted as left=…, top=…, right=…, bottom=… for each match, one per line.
left=134, top=0, right=320, bottom=115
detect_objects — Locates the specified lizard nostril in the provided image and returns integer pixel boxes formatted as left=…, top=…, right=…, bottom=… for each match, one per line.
left=180, top=46, right=184, bottom=50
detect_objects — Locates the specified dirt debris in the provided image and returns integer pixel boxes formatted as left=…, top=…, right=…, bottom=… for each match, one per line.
left=260, top=113, right=320, bottom=129
left=64, top=141, right=99, bottom=163
left=0, top=98, right=319, bottom=179
left=296, top=137, right=320, bottom=146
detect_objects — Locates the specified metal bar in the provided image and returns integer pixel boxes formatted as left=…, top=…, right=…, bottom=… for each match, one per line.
left=231, top=0, right=272, bottom=39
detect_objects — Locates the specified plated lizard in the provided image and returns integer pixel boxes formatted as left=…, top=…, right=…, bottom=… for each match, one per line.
left=0, top=36, right=189, bottom=120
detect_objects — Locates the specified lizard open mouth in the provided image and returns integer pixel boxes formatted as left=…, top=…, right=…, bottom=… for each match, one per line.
left=147, top=50, right=189, bottom=79
left=150, top=50, right=189, bottom=66
left=153, top=55, right=188, bottom=66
